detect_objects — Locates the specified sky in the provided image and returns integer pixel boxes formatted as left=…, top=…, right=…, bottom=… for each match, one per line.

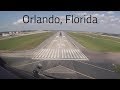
left=0, top=11, right=120, bottom=34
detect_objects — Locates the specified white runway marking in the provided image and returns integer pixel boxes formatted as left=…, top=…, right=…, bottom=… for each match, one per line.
left=32, top=32, right=89, bottom=61
left=32, top=49, right=89, bottom=60
left=44, top=65, right=95, bottom=79
left=76, top=60, right=115, bottom=72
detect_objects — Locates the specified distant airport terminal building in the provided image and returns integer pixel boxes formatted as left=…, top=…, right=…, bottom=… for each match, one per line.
left=0, top=31, right=20, bottom=37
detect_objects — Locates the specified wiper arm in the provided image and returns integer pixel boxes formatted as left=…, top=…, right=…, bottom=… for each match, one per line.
left=33, top=70, right=62, bottom=79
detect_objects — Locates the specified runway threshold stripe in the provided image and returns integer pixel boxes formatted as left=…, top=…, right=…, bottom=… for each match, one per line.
left=77, top=50, right=84, bottom=58
left=45, top=49, right=50, bottom=58
left=66, top=50, right=69, bottom=58
left=57, top=49, right=59, bottom=58
left=33, top=49, right=43, bottom=59
left=37, top=49, right=45, bottom=58
left=68, top=50, right=72, bottom=58
left=77, top=50, right=89, bottom=60
left=36, top=49, right=43, bottom=58
left=40, top=49, right=46, bottom=58
left=62, top=49, right=64, bottom=58
left=32, top=49, right=88, bottom=61
left=73, top=49, right=80, bottom=58
left=54, top=49, right=57, bottom=58
left=64, top=49, right=66, bottom=58
left=51, top=49, right=54, bottom=58
left=47, top=49, right=52, bottom=58
left=71, top=49, right=76, bottom=59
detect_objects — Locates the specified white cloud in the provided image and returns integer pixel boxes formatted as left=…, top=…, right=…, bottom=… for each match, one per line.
left=108, top=15, right=115, bottom=18
left=75, top=12, right=87, bottom=16
left=80, top=12, right=87, bottom=15
left=10, top=12, right=120, bottom=34
left=93, top=13, right=105, bottom=18
left=100, top=14, right=105, bottom=17
left=13, top=18, right=28, bottom=25
left=110, top=18, right=119, bottom=22
left=60, top=12, right=120, bottom=25
left=91, top=13, right=120, bottom=25
left=93, top=14, right=99, bottom=17
left=107, top=11, right=114, bottom=14
left=100, top=20, right=105, bottom=23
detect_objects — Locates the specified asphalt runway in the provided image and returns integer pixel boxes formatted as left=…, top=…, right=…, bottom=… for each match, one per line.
left=1, top=31, right=120, bottom=79
left=32, top=31, right=88, bottom=60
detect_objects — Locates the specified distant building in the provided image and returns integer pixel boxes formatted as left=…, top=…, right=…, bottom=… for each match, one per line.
left=16, top=31, right=18, bottom=34
left=7, top=31, right=20, bottom=36
left=2, top=33, right=9, bottom=37
left=9, top=32, right=12, bottom=36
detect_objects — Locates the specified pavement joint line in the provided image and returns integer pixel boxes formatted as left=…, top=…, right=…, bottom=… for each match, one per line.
left=44, top=65, right=95, bottom=79
left=13, top=60, right=42, bottom=67
left=76, top=60, right=115, bottom=73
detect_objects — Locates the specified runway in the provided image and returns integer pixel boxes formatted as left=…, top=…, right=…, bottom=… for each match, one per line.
left=1, top=31, right=120, bottom=79
left=32, top=31, right=88, bottom=60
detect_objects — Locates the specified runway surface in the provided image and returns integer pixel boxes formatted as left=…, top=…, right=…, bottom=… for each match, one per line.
left=32, top=32, right=88, bottom=60
left=1, top=31, right=120, bottom=79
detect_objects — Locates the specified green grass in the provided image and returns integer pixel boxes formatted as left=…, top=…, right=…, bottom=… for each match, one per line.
left=83, top=33, right=120, bottom=43
left=112, top=64, right=120, bottom=73
left=0, top=32, right=54, bottom=51
left=68, top=32, right=120, bottom=52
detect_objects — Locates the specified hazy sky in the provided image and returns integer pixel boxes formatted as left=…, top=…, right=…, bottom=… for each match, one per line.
left=0, top=11, right=120, bottom=34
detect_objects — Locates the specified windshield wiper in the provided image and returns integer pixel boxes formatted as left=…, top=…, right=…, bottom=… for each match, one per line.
left=33, top=69, right=63, bottom=79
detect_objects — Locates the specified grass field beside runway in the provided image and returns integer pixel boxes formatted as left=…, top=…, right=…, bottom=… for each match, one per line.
left=0, top=32, right=54, bottom=51
left=68, top=32, right=120, bottom=52
left=113, top=64, right=120, bottom=73
left=81, top=33, right=120, bottom=43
